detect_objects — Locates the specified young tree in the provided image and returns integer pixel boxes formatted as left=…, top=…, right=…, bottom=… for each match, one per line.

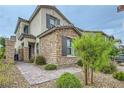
left=72, top=33, right=115, bottom=85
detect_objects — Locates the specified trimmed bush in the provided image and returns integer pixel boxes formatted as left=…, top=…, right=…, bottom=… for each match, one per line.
left=35, top=56, right=46, bottom=65
left=45, top=64, right=57, bottom=70
left=76, top=59, right=83, bottom=67
left=100, top=63, right=117, bottom=74
left=56, top=72, right=82, bottom=88
left=113, top=71, right=124, bottom=81
left=29, top=57, right=34, bottom=63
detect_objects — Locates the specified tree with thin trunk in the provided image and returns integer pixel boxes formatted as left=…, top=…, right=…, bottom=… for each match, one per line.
left=72, top=33, right=115, bottom=85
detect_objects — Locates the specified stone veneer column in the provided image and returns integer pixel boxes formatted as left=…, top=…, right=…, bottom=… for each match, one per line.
left=23, top=47, right=29, bottom=62
left=18, top=48, right=23, bottom=61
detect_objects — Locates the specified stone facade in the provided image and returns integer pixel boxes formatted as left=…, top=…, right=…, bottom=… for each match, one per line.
left=18, top=48, right=23, bottom=61
left=4, top=39, right=15, bottom=63
left=40, top=27, right=80, bottom=65
left=40, top=31, right=58, bottom=64
left=23, top=47, right=29, bottom=62
left=18, top=47, right=29, bottom=62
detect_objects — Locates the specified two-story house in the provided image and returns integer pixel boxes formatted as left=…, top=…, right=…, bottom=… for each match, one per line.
left=15, top=5, right=82, bottom=65
left=14, top=5, right=111, bottom=65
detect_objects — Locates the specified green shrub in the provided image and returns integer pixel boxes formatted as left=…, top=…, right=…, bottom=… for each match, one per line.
left=76, top=59, right=83, bottom=67
left=113, top=71, right=124, bottom=81
left=29, top=57, right=34, bottom=63
left=100, top=63, right=117, bottom=74
left=45, top=64, right=57, bottom=70
left=35, top=56, right=46, bottom=65
left=56, top=72, right=82, bottom=88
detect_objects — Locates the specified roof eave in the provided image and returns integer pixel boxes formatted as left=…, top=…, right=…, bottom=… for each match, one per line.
left=14, top=17, right=29, bottom=34
left=29, top=5, right=73, bottom=25
left=38, top=26, right=82, bottom=38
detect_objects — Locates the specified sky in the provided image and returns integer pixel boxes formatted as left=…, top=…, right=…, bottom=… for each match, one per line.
left=0, top=5, right=124, bottom=43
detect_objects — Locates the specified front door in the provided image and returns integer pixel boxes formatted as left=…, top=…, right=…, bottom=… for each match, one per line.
left=29, top=43, right=35, bottom=60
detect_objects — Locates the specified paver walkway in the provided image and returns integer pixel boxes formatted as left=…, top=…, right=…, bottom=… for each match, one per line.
left=16, top=62, right=81, bottom=85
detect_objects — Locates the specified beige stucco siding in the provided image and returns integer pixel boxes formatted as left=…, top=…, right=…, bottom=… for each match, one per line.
left=30, top=9, right=42, bottom=37
left=40, top=8, right=71, bottom=32
left=15, top=22, right=29, bottom=51
left=30, top=7, right=71, bottom=38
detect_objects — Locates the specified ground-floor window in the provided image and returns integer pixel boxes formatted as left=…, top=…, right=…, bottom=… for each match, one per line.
left=62, top=36, right=75, bottom=56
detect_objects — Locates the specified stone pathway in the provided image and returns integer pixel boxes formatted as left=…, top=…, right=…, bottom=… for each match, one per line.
left=16, top=62, right=81, bottom=85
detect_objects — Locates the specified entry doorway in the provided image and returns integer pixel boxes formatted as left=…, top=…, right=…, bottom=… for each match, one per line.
left=29, top=42, right=35, bottom=60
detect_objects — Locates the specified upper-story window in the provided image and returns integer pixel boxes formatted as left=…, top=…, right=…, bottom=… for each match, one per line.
left=24, top=25, right=29, bottom=34
left=46, top=14, right=60, bottom=29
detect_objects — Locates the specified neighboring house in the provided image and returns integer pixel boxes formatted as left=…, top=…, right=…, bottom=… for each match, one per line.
left=14, top=5, right=112, bottom=65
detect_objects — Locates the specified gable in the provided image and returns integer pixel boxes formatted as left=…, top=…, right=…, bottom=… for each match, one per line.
left=29, top=5, right=73, bottom=36
left=41, top=7, right=71, bottom=26
left=38, top=26, right=82, bottom=38
left=14, top=17, right=29, bottom=34
left=29, top=5, right=72, bottom=25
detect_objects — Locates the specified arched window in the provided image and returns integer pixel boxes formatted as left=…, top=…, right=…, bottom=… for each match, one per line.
left=24, top=25, right=29, bottom=34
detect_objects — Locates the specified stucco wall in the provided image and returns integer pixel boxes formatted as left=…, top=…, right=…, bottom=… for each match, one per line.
left=30, top=7, right=71, bottom=38
left=15, top=22, right=29, bottom=52
left=30, top=9, right=42, bottom=37
left=40, top=8, right=71, bottom=32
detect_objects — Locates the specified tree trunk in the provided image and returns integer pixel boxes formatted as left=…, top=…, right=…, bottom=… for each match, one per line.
left=84, top=64, right=88, bottom=85
left=90, top=68, right=94, bottom=85
left=87, top=65, right=90, bottom=82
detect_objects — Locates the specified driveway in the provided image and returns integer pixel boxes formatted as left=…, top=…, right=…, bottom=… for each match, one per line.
left=16, top=62, right=81, bottom=85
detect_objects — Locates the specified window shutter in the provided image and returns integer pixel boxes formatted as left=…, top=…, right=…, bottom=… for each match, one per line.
left=46, top=14, right=50, bottom=29
left=62, top=36, right=67, bottom=56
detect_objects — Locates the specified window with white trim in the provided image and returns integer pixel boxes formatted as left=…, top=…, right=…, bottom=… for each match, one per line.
left=67, top=38, right=74, bottom=56
left=62, top=36, right=74, bottom=56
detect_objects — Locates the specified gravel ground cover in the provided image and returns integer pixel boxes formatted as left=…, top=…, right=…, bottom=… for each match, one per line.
left=1, top=62, right=124, bottom=88
left=16, top=62, right=81, bottom=85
